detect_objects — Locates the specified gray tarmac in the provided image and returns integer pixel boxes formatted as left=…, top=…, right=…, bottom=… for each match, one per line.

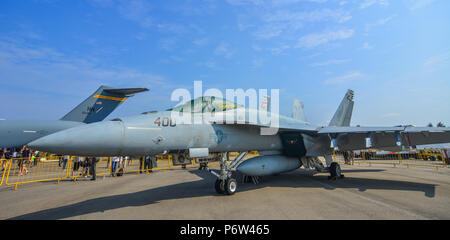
left=1, top=163, right=449, bottom=220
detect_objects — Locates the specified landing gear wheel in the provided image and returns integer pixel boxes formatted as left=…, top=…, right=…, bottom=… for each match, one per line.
left=329, top=162, right=344, bottom=180
left=215, top=179, right=225, bottom=194
left=225, top=178, right=237, bottom=195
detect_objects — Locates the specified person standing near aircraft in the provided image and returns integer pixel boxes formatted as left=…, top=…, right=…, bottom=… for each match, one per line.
left=89, top=157, right=98, bottom=181
left=148, top=155, right=156, bottom=173
left=111, top=156, right=120, bottom=177
left=121, top=156, right=128, bottom=170
left=127, top=156, right=132, bottom=167
left=2, top=149, right=11, bottom=172
left=71, top=156, right=82, bottom=177
left=82, top=157, right=89, bottom=177
left=1, top=149, right=6, bottom=171
left=19, top=146, right=30, bottom=176
left=62, top=155, right=69, bottom=170
left=30, top=151, right=36, bottom=168
left=151, top=156, right=157, bottom=171
left=139, top=156, right=149, bottom=173
left=32, top=151, right=39, bottom=166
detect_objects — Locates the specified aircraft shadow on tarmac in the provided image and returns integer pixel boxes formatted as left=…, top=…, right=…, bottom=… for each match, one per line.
left=9, top=168, right=436, bottom=220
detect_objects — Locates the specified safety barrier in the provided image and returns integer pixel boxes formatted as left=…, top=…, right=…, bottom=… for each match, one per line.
left=0, top=155, right=222, bottom=190
left=1, top=158, right=7, bottom=186
left=3, top=156, right=72, bottom=190
left=333, top=149, right=449, bottom=171
left=3, top=149, right=444, bottom=189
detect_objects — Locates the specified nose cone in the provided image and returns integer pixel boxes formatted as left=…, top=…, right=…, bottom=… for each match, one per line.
left=28, top=121, right=124, bottom=156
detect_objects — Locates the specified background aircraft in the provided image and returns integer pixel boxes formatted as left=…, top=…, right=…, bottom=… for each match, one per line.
left=29, top=90, right=450, bottom=195
left=0, top=85, right=148, bottom=149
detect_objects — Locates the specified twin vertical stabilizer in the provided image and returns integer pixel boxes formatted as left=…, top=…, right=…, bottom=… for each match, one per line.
left=329, top=89, right=354, bottom=127
left=292, top=99, right=307, bottom=122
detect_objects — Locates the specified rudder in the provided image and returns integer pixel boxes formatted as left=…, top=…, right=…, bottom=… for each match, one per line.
left=329, top=89, right=354, bottom=127
left=292, top=99, right=307, bottom=122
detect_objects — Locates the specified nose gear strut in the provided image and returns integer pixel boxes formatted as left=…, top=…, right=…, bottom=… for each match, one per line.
left=207, top=152, right=247, bottom=195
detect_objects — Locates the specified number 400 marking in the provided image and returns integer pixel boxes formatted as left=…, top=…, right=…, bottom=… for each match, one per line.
left=154, top=117, right=176, bottom=127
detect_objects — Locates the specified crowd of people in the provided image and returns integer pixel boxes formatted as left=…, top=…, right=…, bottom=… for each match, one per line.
left=1, top=146, right=40, bottom=176
left=69, top=156, right=99, bottom=181
left=1, top=147, right=160, bottom=182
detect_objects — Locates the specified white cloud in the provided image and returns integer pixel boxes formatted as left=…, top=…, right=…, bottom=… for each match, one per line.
left=251, top=45, right=262, bottom=51
left=159, top=38, right=177, bottom=51
left=268, top=44, right=291, bottom=54
left=360, top=0, right=389, bottom=9
left=324, top=71, right=364, bottom=84
left=193, top=38, right=209, bottom=47
left=0, top=39, right=167, bottom=96
left=263, top=9, right=351, bottom=23
left=364, top=15, right=396, bottom=35
left=296, top=29, right=354, bottom=48
left=362, top=42, right=374, bottom=50
left=309, top=59, right=350, bottom=67
left=226, top=0, right=328, bottom=5
left=254, top=23, right=288, bottom=39
left=409, top=0, right=435, bottom=10
left=252, top=58, right=264, bottom=68
left=214, top=42, right=234, bottom=58
left=382, top=113, right=401, bottom=118
left=253, top=8, right=352, bottom=40
left=423, top=50, right=450, bottom=72
left=89, top=0, right=154, bottom=28
left=225, top=0, right=263, bottom=5
left=116, top=0, right=153, bottom=28
left=197, top=60, right=217, bottom=69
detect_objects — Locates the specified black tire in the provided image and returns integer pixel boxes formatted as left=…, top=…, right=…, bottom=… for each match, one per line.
left=330, top=162, right=342, bottom=178
left=215, top=179, right=225, bottom=194
left=225, top=178, right=237, bottom=195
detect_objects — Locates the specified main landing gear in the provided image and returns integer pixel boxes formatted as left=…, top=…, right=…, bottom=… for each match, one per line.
left=328, top=162, right=344, bottom=180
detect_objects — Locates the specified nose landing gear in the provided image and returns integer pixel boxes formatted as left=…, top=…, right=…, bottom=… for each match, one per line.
left=215, top=178, right=237, bottom=195
left=209, top=152, right=248, bottom=195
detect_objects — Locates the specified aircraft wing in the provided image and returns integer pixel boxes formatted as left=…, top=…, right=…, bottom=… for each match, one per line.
left=318, top=126, right=450, bottom=150
left=205, top=109, right=450, bottom=149
left=206, top=109, right=318, bottom=133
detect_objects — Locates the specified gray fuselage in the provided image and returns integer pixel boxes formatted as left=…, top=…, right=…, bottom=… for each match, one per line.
left=28, top=111, right=332, bottom=157
left=0, top=120, right=84, bottom=148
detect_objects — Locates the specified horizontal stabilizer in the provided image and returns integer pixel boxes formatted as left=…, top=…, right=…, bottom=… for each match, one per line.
left=104, top=88, right=148, bottom=96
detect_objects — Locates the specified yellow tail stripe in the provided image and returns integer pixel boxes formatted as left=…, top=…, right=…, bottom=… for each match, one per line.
left=94, top=95, right=127, bottom=102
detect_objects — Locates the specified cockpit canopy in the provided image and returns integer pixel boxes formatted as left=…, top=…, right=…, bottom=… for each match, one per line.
left=167, top=96, right=243, bottom=113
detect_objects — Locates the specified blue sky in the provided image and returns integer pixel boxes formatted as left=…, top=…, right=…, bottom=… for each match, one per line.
left=0, top=0, right=449, bottom=126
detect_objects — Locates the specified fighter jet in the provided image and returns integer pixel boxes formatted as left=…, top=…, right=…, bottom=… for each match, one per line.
left=0, top=85, right=148, bottom=148
left=28, top=90, right=450, bottom=195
